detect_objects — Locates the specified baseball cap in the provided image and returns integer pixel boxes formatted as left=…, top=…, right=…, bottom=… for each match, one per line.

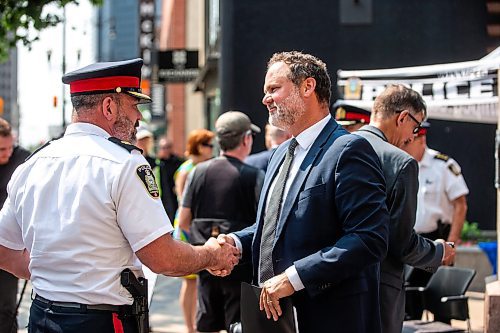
left=215, top=111, right=261, bottom=137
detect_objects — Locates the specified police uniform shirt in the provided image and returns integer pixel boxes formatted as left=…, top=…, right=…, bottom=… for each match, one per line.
left=413, top=148, right=469, bottom=234
left=0, top=123, right=173, bottom=305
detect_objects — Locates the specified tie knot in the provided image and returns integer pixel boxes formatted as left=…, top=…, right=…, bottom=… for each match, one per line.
left=288, top=138, right=298, bottom=155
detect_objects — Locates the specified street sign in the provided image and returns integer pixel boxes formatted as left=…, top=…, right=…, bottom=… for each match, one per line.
left=157, top=50, right=199, bottom=83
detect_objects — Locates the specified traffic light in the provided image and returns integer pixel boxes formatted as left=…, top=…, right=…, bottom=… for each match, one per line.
left=53, top=96, right=58, bottom=108
left=0, top=97, right=4, bottom=116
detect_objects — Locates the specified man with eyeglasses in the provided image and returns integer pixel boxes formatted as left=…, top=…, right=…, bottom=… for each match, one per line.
left=178, top=111, right=264, bottom=332
left=355, top=84, right=455, bottom=333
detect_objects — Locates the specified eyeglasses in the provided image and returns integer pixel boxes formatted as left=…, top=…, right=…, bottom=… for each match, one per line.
left=201, top=142, right=214, bottom=148
left=396, top=110, right=422, bottom=134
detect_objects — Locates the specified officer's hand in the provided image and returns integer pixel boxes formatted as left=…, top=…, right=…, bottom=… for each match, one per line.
left=204, top=237, right=240, bottom=276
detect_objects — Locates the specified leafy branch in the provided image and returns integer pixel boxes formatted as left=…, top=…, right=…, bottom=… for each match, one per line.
left=0, top=0, right=102, bottom=61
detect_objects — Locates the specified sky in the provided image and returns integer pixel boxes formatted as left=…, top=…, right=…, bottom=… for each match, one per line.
left=17, top=1, right=95, bottom=147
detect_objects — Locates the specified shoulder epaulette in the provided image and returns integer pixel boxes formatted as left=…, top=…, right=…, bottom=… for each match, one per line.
left=448, top=164, right=461, bottom=176
left=25, top=140, right=53, bottom=161
left=434, top=153, right=449, bottom=162
left=108, top=137, right=143, bottom=154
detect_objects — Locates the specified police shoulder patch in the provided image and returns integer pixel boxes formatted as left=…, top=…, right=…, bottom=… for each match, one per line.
left=434, top=153, right=449, bottom=162
left=108, top=137, right=143, bottom=154
left=136, top=164, right=160, bottom=198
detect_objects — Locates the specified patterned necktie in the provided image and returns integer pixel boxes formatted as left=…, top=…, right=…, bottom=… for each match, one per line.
left=259, top=138, right=298, bottom=284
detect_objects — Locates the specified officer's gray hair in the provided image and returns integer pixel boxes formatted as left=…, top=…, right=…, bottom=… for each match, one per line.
left=71, top=93, right=121, bottom=114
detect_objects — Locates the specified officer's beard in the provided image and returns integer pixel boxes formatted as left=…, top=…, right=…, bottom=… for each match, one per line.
left=112, top=111, right=136, bottom=143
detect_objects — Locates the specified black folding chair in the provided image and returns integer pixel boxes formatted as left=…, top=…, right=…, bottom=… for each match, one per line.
left=403, top=266, right=476, bottom=333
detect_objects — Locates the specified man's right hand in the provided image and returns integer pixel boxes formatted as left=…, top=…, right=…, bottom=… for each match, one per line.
left=437, top=239, right=456, bottom=265
left=204, top=237, right=240, bottom=276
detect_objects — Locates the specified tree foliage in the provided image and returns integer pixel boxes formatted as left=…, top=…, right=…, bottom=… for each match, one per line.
left=0, top=0, right=102, bottom=61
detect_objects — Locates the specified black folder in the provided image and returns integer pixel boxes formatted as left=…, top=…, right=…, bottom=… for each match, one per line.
left=240, top=282, right=297, bottom=333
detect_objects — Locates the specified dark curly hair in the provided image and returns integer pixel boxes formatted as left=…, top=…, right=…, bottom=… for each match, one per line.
left=268, top=51, right=331, bottom=107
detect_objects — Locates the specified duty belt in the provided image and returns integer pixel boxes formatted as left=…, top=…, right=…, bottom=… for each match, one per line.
left=34, top=294, right=124, bottom=312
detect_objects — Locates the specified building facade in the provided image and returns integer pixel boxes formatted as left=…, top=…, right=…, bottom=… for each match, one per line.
left=0, top=48, right=19, bottom=134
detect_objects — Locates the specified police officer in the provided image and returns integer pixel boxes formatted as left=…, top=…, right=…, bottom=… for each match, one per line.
left=403, top=122, right=469, bottom=246
left=333, top=100, right=371, bottom=133
left=0, top=58, right=239, bottom=333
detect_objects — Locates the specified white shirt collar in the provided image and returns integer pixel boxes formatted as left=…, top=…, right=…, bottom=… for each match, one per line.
left=419, top=147, right=433, bottom=167
left=64, top=122, right=111, bottom=139
left=294, top=114, right=331, bottom=150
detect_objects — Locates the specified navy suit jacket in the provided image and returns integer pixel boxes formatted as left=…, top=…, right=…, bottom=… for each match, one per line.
left=245, top=148, right=275, bottom=172
left=235, top=118, right=390, bottom=333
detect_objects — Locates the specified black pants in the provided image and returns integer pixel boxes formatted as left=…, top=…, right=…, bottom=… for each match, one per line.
left=0, top=269, right=18, bottom=333
left=196, top=271, right=242, bottom=332
left=28, top=298, right=138, bottom=333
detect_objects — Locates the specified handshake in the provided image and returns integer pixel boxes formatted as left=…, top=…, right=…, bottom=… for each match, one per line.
left=203, top=234, right=240, bottom=277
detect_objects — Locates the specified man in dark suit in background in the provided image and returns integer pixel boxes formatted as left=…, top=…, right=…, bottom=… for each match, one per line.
left=355, top=84, right=455, bottom=333
left=245, top=124, right=290, bottom=172
left=217, top=51, right=390, bottom=332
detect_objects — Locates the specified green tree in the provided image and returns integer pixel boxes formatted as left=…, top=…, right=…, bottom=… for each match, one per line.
left=0, top=0, right=102, bottom=61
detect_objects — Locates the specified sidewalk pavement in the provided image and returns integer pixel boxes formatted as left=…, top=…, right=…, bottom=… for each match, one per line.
left=16, top=277, right=485, bottom=333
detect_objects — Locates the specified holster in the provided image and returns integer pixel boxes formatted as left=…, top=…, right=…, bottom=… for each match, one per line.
left=120, top=269, right=149, bottom=333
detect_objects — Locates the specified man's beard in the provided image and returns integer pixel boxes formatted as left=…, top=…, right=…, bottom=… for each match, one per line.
left=112, top=111, right=137, bottom=143
left=268, top=87, right=306, bottom=131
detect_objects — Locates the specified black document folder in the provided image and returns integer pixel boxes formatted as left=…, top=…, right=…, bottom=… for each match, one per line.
left=240, top=282, right=297, bottom=333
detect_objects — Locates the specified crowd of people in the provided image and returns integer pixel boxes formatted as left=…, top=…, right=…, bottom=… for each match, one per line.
left=0, top=51, right=470, bottom=333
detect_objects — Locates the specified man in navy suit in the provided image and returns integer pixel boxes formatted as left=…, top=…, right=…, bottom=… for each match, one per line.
left=216, top=51, right=390, bottom=332
left=245, top=124, right=290, bottom=172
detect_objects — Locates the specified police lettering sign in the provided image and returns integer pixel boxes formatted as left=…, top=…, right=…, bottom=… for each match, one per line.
left=337, top=46, right=500, bottom=124
left=157, top=50, right=200, bottom=83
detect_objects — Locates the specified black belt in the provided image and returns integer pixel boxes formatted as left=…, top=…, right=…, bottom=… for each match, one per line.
left=34, top=294, right=124, bottom=313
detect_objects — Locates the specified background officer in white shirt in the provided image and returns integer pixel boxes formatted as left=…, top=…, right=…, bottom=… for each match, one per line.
left=403, top=121, right=469, bottom=246
left=0, top=58, right=239, bottom=333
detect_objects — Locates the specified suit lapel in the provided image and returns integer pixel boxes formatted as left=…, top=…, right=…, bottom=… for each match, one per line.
left=274, top=118, right=339, bottom=242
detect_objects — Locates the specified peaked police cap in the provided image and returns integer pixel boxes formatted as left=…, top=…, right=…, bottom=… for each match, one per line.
left=62, top=58, right=151, bottom=104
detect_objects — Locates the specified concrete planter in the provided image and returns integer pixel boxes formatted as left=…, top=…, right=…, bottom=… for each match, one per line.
left=455, top=245, right=494, bottom=292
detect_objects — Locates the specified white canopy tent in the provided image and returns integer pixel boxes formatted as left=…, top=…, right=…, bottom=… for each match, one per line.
left=337, top=47, right=500, bottom=124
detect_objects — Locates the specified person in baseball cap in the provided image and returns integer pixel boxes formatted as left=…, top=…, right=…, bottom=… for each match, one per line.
left=215, top=111, right=261, bottom=137
left=333, top=100, right=371, bottom=133
left=62, top=58, right=151, bottom=104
